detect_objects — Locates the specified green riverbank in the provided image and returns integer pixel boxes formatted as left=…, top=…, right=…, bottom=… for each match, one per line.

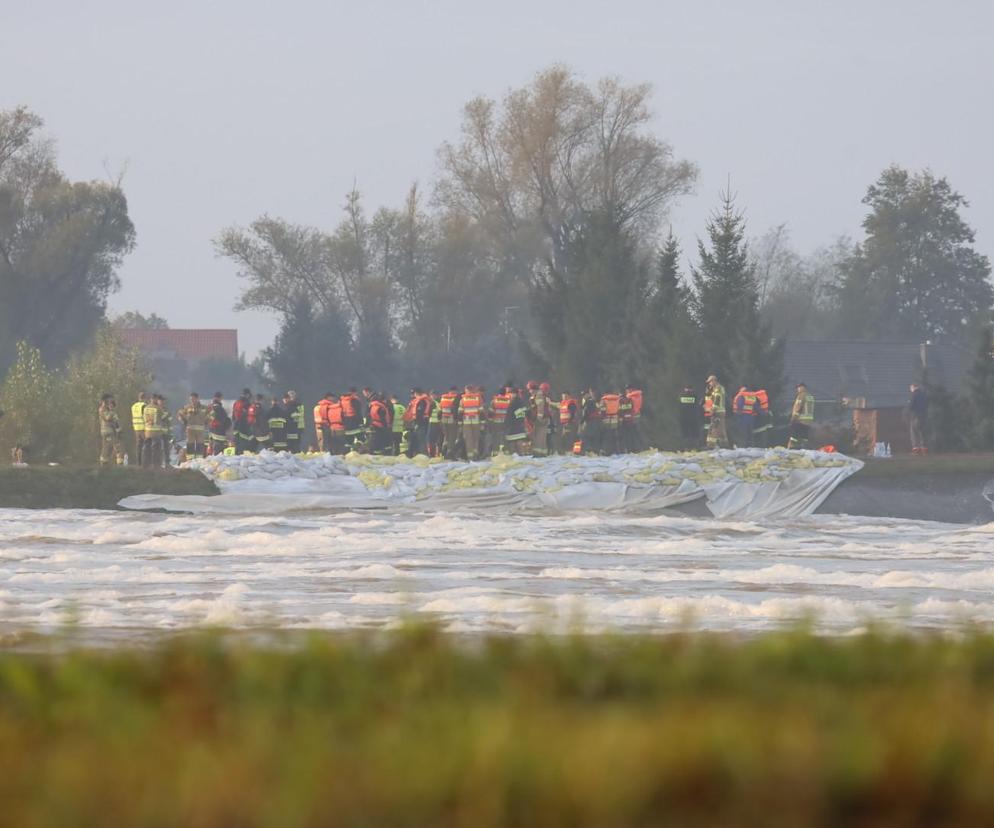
left=3, top=627, right=994, bottom=826
left=0, top=465, right=218, bottom=509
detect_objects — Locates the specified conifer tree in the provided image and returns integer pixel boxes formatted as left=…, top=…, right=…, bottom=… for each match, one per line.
left=691, top=191, right=782, bottom=398
left=966, top=327, right=994, bottom=449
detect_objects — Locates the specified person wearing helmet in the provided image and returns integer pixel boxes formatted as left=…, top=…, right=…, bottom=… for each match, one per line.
left=530, top=382, right=551, bottom=456
left=704, top=374, right=729, bottom=449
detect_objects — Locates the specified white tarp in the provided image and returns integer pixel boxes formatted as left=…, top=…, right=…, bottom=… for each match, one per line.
left=119, top=449, right=863, bottom=520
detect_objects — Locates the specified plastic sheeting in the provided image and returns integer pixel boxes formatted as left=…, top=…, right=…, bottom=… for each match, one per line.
left=119, top=449, right=863, bottom=519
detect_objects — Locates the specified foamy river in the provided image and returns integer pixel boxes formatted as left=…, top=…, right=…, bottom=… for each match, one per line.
left=3, top=506, right=994, bottom=638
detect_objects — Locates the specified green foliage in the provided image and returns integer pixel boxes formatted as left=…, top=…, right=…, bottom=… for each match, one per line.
left=0, top=328, right=151, bottom=463
left=966, top=327, right=994, bottom=449
left=834, top=166, right=992, bottom=341
left=111, top=310, right=169, bottom=329
left=4, top=628, right=994, bottom=825
left=692, top=192, right=783, bottom=396
left=0, top=107, right=136, bottom=373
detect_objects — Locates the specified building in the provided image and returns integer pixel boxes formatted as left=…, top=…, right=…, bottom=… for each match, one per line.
left=118, top=329, right=239, bottom=387
left=783, top=340, right=971, bottom=454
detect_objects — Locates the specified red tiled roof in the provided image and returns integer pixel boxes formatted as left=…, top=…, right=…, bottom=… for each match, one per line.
left=118, top=329, right=238, bottom=361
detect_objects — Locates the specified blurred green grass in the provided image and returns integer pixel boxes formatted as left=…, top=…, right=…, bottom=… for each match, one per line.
left=3, top=626, right=994, bottom=826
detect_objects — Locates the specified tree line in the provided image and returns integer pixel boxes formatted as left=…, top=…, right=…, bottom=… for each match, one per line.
left=2, top=66, right=992, bottom=453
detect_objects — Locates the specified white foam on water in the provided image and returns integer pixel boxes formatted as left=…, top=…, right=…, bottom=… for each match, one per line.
left=2, top=503, right=994, bottom=637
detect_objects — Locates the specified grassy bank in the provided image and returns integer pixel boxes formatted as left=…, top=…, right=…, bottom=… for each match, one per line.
left=856, top=452, right=994, bottom=478
left=0, top=465, right=218, bottom=509
left=4, top=627, right=994, bottom=825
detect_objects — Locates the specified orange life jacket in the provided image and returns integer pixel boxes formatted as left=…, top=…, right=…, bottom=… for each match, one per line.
left=340, top=393, right=359, bottom=420
left=491, top=393, right=510, bottom=421
left=600, top=393, right=620, bottom=426
left=755, top=389, right=769, bottom=412
left=703, top=397, right=714, bottom=418
left=404, top=394, right=429, bottom=424
left=368, top=400, right=389, bottom=429
left=313, top=402, right=326, bottom=428
left=627, top=389, right=643, bottom=417
left=460, top=392, right=483, bottom=423
left=740, top=392, right=758, bottom=416
left=559, top=397, right=577, bottom=426
left=439, top=392, right=459, bottom=423
left=327, top=401, right=344, bottom=431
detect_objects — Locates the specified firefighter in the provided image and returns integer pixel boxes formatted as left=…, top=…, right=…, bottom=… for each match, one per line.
left=459, top=385, right=485, bottom=460
left=579, top=389, right=601, bottom=455
left=160, top=397, right=174, bottom=466
left=285, top=390, right=305, bottom=453
left=427, top=390, right=443, bottom=457
left=131, top=392, right=147, bottom=465
left=624, top=384, right=644, bottom=451
left=599, top=390, right=621, bottom=455
left=390, top=394, right=406, bottom=456
left=232, top=388, right=253, bottom=454
left=439, top=386, right=461, bottom=459
left=327, top=393, right=346, bottom=455
left=704, top=375, right=729, bottom=449
left=268, top=397, right=289, bottom=452
left=504, top=386, right=529, bottom=454
left=340, top=388, right=363, bottom=451
left=251, top=393, right=270, bottom=452
left=558, top=392, right=579, bottom=455
left=732, top=385, right=758, bottom=448
left=618, top=390, right=635, bottom=453
left=207, top=394, right=231, bottom=456
left=404, top=388, right=432, bottom=457
left=177, top=392, right=208, bottom=459
left=488, top=386, right=511, bottom=455
left=678, top=385, right=700, bottom=449
left=788, top=383, right=815, bottom=449
left=752, top=387, right=772, bottom=447
left=141, top=394, right=164, bottom=468
left=531, top=383, right=551, bottom=456
left=367, top=393, right=391, bottom=454
left=313, top=394, right=329, bottom=453
left=98, top=394, right=122, bottom=466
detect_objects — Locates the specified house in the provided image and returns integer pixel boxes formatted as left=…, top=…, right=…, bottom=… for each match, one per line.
left=782, top=340, right=971, bottom=454
left=118, top=329, right=239, bottom=387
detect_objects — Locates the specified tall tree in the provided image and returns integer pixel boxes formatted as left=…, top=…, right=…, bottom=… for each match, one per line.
left=691, top=192, right=782, bottom=394
left=112, top=311, right=169, bottom=329
left=834, top=166, right=992, bottom=341
left=0, top=107, right=136, bottom=372
left=965, top=327, right=994, bottom=449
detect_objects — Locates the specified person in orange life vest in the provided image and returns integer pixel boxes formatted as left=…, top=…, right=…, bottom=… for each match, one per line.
left=458, top=385, right=485, bottom=460
left=438, top=386, right=462, bottom=459
left=366, top=393, right=392, bottom=455
left=558, top=392, right=579, bottom=455
left=232, top=388, right=253, bottom=454
left=314, top=392, right=333, bottom=453
left=598, top=390, right=621, bottom=455
left=752, top=388, right=772, bottom=447
left=340, top=388, right=363, bottom=449
left=404, top=388, right=431, bottom=457
left=624, top=384, right=644, bottom=451
left=326, top=393, right=346, bottom=455
left=732, top=384, right=759, bottom=448
left=488, top=385, right=512, bottom=455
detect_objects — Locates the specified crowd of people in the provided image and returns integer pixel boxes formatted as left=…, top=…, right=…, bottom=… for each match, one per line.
left=95, top=376, right=824, bottom=467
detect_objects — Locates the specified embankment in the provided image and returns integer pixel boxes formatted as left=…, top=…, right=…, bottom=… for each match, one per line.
left=0, top=466, right=218, bottom=510
left=817, top=455, right=994, bottom=524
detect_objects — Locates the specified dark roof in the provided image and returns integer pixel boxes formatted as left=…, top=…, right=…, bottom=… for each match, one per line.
left=783, top=340, right=970, bottom=408
left=118, top=329, right=239, bottom=361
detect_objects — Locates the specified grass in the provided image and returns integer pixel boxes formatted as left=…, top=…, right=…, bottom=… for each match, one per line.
left=856, top=452, right=994, bottom=478
left=0, top=465, right=218, bottom=509
left=3, top=627, right=994, bottom=825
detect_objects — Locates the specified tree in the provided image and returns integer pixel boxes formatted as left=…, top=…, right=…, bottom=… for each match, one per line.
left=112, top=311, right=169, bottom=329
left=691, top=191, right=782, bottom=395
left=436, top=66, right=697, bottom=273
left=834, top=166, right=992, bottom=342
left=965, top=327, right=994, bottom=449
left=0, top=107, right=136, bottom=373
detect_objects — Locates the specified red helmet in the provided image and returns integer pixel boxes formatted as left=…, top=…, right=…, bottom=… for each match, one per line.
left=539, top=382, right=551, bottom=392
left=526, top=380, right=539, bottom=391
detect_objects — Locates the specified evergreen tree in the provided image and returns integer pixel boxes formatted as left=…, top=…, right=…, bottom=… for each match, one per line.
left=691, top=192, right=782, bottom=396
left=834, top=166, right=992, bottom=341
left=966, top=327, right=994, bottom=449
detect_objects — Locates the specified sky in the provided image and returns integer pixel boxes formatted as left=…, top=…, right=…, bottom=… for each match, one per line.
left=4, top=0, right=993, bottom=357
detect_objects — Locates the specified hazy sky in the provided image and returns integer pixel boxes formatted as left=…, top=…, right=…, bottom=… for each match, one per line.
left=4, top=0, right=992, bottom=357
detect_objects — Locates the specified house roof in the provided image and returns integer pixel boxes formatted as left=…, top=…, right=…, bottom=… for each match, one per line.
left=783, top=340, right=970, bottom=408
left=118, top=329, right=239, bottom=362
